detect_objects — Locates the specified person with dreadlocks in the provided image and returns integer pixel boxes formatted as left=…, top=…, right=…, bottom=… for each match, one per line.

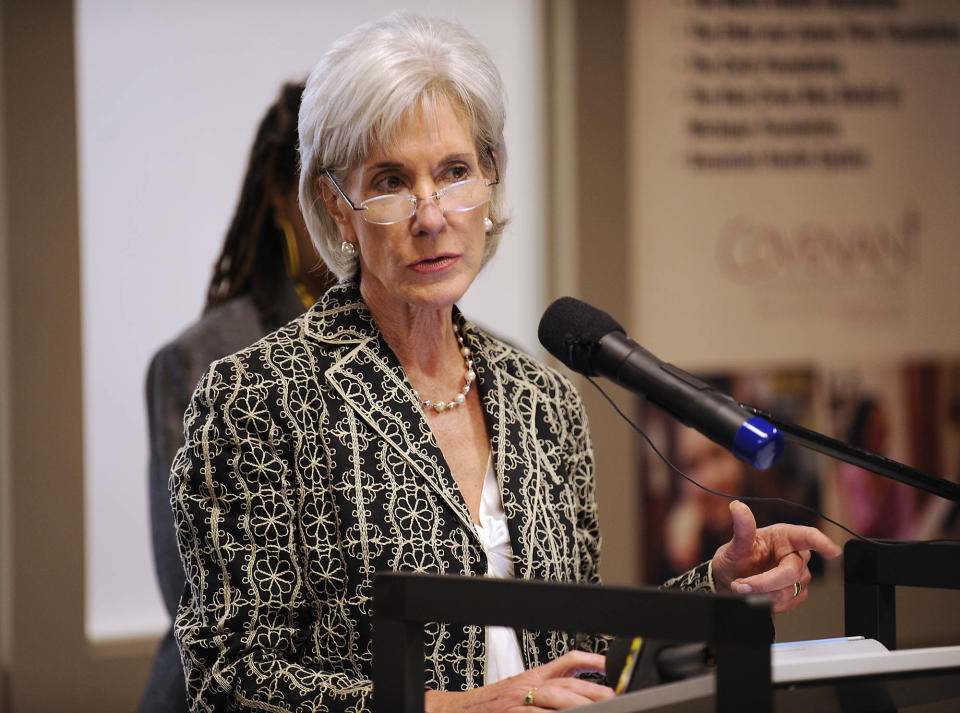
left=139, top=80, right=335, bottom=713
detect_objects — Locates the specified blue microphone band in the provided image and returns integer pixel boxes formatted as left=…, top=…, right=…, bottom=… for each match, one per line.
left=732, top=417, right=785, bottom=470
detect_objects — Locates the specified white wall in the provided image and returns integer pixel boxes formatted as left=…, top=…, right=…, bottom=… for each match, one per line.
left=76, top=0, right=545, bottom=641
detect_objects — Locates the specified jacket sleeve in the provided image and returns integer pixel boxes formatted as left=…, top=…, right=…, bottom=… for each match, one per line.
left=661, top=561, right=716, bottom=593
left=172, top=355, right=371, bottom=712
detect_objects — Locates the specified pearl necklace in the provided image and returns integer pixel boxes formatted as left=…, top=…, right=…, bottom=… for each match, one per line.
left=412, top=324, right=476, bottom=414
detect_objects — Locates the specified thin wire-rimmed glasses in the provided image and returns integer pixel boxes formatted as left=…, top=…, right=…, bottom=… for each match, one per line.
left=324, top=152, right=500, bottom=226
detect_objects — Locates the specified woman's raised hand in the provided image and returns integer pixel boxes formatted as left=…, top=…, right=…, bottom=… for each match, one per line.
left=711, top=500, right=842, bottom=614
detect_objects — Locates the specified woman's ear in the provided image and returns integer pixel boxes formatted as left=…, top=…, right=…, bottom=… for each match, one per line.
left=317, top=175, right=349, bottom=228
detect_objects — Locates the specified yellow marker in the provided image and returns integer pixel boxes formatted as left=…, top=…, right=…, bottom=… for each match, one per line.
left=614, top=636, right=644, bottom=695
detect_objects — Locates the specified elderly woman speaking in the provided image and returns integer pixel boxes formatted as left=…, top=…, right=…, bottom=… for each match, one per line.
left=172, top=13, right=841, bottom=712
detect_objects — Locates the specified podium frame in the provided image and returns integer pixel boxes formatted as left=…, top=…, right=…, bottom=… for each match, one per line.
left=844, top=539, right=960, bottom=650
left=371, top=573, right=772, bottom=713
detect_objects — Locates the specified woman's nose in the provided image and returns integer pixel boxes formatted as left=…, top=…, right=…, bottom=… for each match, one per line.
left=411, top=193, right=445, bottom=234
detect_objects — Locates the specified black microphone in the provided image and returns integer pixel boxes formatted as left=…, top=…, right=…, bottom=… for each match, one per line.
left=538, top=297, right=784, bottom=470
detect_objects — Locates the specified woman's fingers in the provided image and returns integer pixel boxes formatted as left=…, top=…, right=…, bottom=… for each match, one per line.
left=501, top=652, right=614, bottom=711
left=731, top=550, right=804, bottom=593
left=731, top=550, right=815, bottom=613
left=536, top=678, right=615, bottom=708
left=536, top=650, right=607, bottom=679
left=725, top=500, right=758, bottom=558
left=770, top=523, right=843, bottom=561
left=770, top=573, right=811, bottom=613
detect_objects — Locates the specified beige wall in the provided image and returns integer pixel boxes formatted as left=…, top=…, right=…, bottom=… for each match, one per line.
left=1, top=3, right=12, bottom=710
left=572, top=0, right=646, bottom=587
left=1, top=1, right=155, bottom=710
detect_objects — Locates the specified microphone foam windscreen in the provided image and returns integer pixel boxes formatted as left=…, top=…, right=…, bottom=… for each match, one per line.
left=538, top=297, right=624, bottom=376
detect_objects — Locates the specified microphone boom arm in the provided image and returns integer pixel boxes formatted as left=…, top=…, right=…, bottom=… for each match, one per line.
left=739, top=403, right=960, bottom=503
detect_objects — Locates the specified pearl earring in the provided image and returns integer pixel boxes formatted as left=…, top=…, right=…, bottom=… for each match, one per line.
left=340, top=240, right=357, bottom=257
left=484, top=217, right=493, bottom=233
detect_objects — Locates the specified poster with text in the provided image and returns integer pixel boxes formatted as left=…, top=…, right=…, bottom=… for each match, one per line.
left=629, top=0, right=960, bottom=368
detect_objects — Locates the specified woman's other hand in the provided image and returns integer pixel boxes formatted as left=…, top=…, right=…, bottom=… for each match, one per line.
left=425, top=650, right=614, bottom=712
left=711, top=500, right=842, bottom=613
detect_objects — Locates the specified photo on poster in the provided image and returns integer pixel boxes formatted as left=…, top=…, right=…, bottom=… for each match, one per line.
left=821, top=360, right=960, bottom=544
left=640, top=360, right=960, bottom=584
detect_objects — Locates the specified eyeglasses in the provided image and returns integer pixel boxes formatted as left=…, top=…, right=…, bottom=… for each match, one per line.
left=324, top=154, right=500, bottom=226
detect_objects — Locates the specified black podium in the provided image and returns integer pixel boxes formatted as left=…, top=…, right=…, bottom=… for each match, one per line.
left=371, top=539, right=960, bottom=713
left=371, top=573, right=772, bottom=713
left=843, top=539, right=960, bottom=650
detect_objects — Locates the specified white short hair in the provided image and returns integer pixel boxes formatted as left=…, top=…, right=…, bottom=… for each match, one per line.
left=298, top=12, right=508, bottom=281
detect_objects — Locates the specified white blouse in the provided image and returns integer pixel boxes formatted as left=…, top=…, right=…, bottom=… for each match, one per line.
left=473, top=457, right=526, bottom=684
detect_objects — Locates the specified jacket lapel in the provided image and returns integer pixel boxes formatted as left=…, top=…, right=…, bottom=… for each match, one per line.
left=310, top=285, right=479, bottom=537
left=470, top=324, right=538, bottom=582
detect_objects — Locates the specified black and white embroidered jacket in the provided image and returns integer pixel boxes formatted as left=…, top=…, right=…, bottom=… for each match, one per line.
left=172, top=282, right=710, bottom=712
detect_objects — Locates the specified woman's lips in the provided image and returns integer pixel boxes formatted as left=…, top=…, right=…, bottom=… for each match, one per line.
left=410, top=254, right=459, bottom=274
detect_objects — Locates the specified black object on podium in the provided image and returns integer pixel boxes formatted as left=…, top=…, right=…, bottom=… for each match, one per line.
left=844, top=539, right=960, bottom=650
left=371, top=573, right=772, bottom=713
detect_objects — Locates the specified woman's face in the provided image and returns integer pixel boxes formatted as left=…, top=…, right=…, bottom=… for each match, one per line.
left=327, top=98, right=492, bottom=319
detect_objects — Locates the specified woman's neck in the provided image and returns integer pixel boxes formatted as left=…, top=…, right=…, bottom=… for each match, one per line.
left=378, top=306, right=461, bottom=380
left=361, top=284, right=460, bottom=380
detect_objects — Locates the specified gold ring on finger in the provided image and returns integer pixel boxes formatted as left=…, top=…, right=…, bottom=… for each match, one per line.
left=792, top=581, right=802, bottom=599
left=524, top=687, right=537, bottom=705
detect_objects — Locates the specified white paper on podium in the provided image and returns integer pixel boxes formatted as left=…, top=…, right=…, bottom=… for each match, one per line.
left=772, top=636, right=960, bottom=683
left=578, top=637, right=960, bottom=712
left=772, top=635, right=887, bottom=660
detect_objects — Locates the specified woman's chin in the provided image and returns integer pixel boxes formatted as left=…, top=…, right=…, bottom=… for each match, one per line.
left=363, top=270, right=476, bottom=316
left=405, top=277, right=473, bottom=310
